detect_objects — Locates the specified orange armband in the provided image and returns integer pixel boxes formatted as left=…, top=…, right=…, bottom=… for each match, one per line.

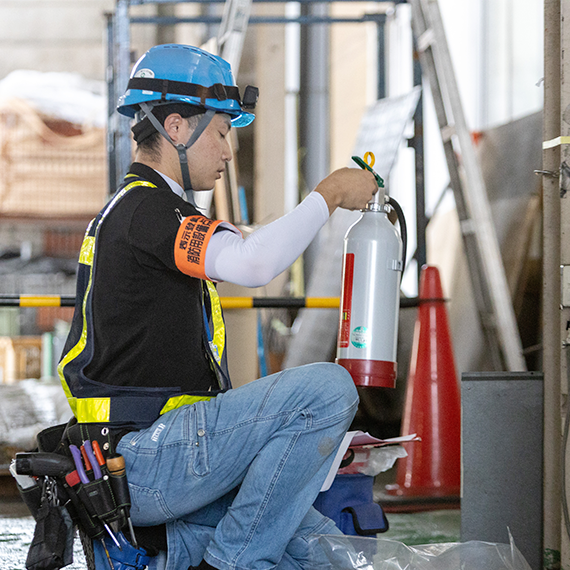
left=174, top=216, right=223, bottom=279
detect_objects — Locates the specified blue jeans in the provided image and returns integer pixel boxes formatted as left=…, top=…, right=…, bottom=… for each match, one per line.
left=116, top=362, right=358, bottom=570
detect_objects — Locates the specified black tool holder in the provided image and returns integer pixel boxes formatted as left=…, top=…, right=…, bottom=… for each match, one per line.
left=12, top=422, right=136, bottom=570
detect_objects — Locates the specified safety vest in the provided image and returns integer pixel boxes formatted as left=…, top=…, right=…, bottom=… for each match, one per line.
left=58, top=174, right=231, bottom=429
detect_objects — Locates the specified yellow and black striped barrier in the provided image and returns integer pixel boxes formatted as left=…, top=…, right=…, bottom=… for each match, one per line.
left=0, top=295, right=420, bottom=309
left=1, top=295, right=76, bottom=307
left=220, top=297, right=342, bottom=309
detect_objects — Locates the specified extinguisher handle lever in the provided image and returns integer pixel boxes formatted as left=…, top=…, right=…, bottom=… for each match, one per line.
left=351, top=156, right=385, bottom=188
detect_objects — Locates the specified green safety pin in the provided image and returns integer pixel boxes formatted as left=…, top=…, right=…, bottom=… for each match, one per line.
left=352, top=152, right=385, bottom=188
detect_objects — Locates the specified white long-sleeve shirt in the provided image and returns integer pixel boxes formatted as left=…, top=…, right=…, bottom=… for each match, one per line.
left=158, top=170, right=330, bottom=287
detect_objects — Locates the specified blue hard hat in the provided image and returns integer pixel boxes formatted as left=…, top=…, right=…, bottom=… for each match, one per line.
left=117, top=44, right=257, bottom=127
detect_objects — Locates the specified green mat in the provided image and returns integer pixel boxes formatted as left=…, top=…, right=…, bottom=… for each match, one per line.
left=380, top=510, right=461, bottom=545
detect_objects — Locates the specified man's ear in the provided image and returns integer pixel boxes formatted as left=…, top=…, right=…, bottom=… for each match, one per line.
left=163, top=113, right=184, bottom=142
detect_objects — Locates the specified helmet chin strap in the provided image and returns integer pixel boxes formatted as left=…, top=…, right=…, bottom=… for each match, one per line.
left=139, top=103, right=216, bottom=206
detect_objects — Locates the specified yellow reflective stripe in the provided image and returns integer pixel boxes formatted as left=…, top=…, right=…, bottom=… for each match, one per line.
left=79, top=236, right=95, bottom=266
left=100, top=180, right=156, bottom=223
left=73, top=397, right=111, bottom=423
left=57, top=255, right=94, bottom=417
left=160, top=395, right=212, bottom=415
left=206, top=281, right=225, bottom=365
left=126, top=179, right=156, bottom=189
left=58, top=178, right=157, bottom=420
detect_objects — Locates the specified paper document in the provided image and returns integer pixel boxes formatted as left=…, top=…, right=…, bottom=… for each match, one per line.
left=320, top=431, right=420, bottom=492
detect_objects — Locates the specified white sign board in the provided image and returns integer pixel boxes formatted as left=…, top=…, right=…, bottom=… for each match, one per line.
left=351, top=86, right=421, bottom=183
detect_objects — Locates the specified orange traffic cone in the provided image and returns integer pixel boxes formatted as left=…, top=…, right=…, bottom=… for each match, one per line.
left=385, top=265, right=460, bottom=509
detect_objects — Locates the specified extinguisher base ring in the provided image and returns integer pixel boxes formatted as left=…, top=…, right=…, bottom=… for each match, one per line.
left=336, top=358, right=397, bottom=388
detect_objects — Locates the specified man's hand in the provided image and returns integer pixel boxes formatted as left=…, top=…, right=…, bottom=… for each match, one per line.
left=315, top=168, right=378, bottom=215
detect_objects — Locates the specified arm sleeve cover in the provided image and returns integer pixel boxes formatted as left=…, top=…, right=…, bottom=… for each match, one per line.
left=205, top=191, right=330, bottom=287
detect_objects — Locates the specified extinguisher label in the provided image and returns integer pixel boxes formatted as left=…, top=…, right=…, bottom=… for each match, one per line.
left=351, top=326, right=369, bottom=349
left=339, top=253, right=355, bottom=348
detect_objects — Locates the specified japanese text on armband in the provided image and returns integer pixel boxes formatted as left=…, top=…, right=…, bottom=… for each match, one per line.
left=175, top=215, right=220, bottom=279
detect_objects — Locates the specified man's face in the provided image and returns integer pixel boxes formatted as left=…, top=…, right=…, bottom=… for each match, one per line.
left=186, top=113, right=232, bottom=191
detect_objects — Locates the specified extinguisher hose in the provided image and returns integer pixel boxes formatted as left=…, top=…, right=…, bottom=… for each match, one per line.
left=387, top=196, right=407, bottom=281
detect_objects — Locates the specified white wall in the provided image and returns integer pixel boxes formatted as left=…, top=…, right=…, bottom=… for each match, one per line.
left=0, top=1, right=114, bottom=81
left=439, top=0, right=543, bottom=130
left=0, top=1, right=208, bottom=84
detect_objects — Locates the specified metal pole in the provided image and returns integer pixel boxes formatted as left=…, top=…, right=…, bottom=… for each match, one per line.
left=114, top=0, right=133, bottom=186
left=284, top=1, right=301, bottom=214
left=542, top=0, right=562, bottom=567
left=302, top=1, right=330, bottom=191
left=0, top=294, right=422, bottom=310
left=412, top=36, right=426, bottom=281
left=156, top=3, right=177, bottom=45
left=105, top=13, right=117, bottom=194
left=376, top=13, right=387, bottom=100
left=300, top=1, right=330, bottom=285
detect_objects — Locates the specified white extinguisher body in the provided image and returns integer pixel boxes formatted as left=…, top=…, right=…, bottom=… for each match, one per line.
left=336, top=204, right=403, bottom=388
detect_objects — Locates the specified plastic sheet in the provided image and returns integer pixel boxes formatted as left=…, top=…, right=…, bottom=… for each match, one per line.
left=313, top=533, right=532, bottom=570
left=0, top=379, right=72, bottom=451
left=338, top=446, right=408, bottom=477
left=0, top=70, right=106, bottom=127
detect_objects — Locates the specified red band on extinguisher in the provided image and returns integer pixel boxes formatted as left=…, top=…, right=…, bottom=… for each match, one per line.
left=336, top=358, right=397, bottom=388
left=339, top=253, right=355, bottom=348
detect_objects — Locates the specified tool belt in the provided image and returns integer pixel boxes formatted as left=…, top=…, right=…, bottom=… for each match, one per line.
left=11, top=420, right=153, bottom=570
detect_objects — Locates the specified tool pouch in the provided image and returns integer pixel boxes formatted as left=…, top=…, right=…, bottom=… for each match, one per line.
left=108, top=468, right=132, bottom=511
left=76, top=475, right=120, bottom=522
left=61, top=420, right=131, bottom=527
left=61, top=478, right=106, bottom=540
left=60, top=457, right=128, bottom=539
left=17, top=480, right=43, bottom=520
left=37, top=422, right=71, bottom=455
left=26, top=501, right=67, bottom=570
left=25, top=478, right=74, bottom=570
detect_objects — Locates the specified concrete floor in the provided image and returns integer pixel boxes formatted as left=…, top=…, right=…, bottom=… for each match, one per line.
left=380, top=509, right=460, bottom=545
left=0, top=505, right=460, bottom=570
left=0, top=472, right=462, bottom=570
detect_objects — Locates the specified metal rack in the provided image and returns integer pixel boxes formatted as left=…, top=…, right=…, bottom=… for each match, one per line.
left=104, top=0, right=525, bottom=371
left=105, top=0, right=400, bottom=194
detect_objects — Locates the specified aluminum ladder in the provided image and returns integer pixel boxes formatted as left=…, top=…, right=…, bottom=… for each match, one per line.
left=410, top=0, right=526, bottom=371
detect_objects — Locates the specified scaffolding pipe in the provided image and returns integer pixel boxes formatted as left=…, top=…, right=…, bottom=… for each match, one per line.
left=114, top=0, right=134, bottom=185
left=542, top=0, right=562, bottom=567
left=105, top=13, right=118, bottom=193
left=300, top=1, right=330, bottom=286
left=411, top=36, right=426, bottom=283
left=301, top=2, right=330, bottom=194
left=0, top=295, right=422, bottom=310
left=284, top=1, right=301, bottom=214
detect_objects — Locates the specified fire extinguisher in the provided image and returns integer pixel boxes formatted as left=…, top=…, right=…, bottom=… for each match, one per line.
left=335, top=154, right=407, bottom=388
